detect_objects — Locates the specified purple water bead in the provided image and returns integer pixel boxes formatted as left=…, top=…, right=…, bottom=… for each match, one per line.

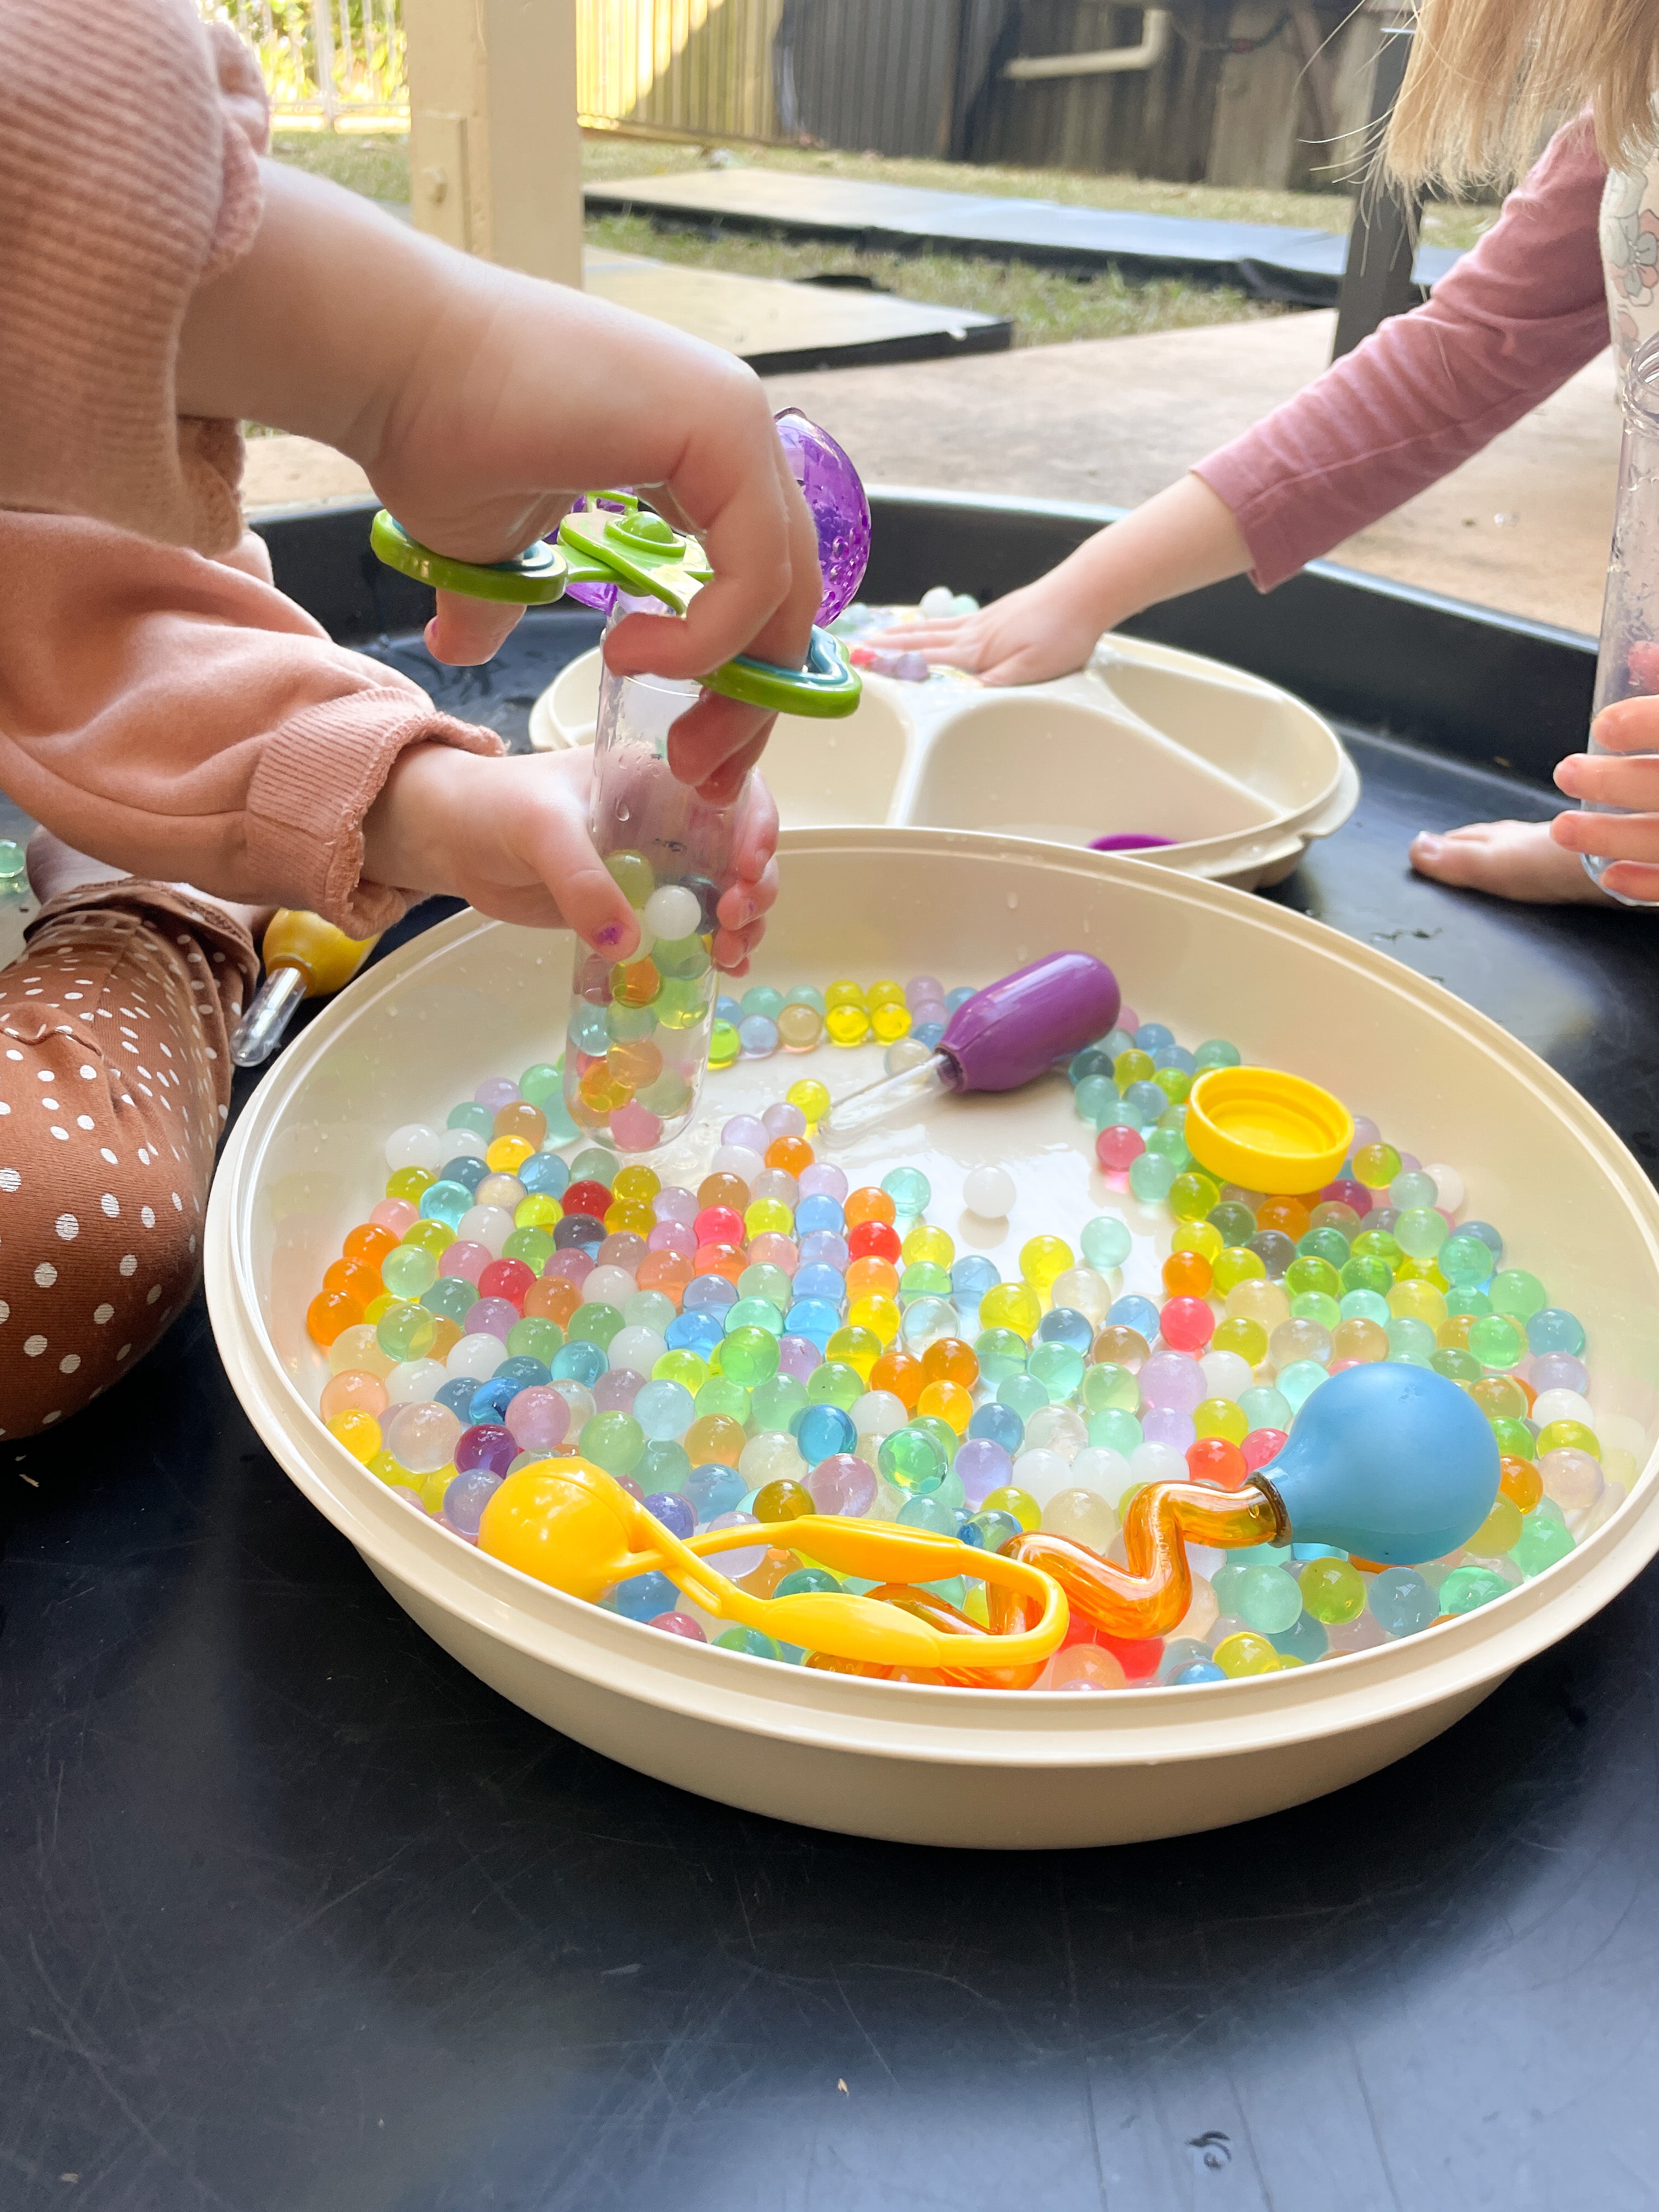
left=763, top=1102, right=808, bottom=1141
left=440, top=1468, right=500, bottom=1541
left=721, top=1114, right=771, bottom=1154
left=594, top=1367, right=644, bottom=1415
left=438, top=1239, right=490, bottom=1282
left=504, top=1385, right=571, bottom=1452
left=547, top=1248, right=596, bottom=1286
left=1529, top=1352, right=1590, bottom=1396
left=599, top=1232, right=648, bottom=1272
left=469, top=1297, right=521, bottom=1342
left=456, top=1422, right=518, bottom=1477
left=1139, top=1349, right=1206, bottom=1414
left=648, top=1221, right=697, bottom=1260
left=954, top=1436, right=1014, bottom=1509
left=798, top=1230, right=850, bottom=1271
left=1141, top=1405, right=1196, bottom=1453
left=774, top=407, right=870, bottom=625
left=653, top=1186, right=700, bottom=1227
left=906, top=975, right=942, bottom=1003
left=798, top=1163, right=848, bottom=1204
left=777, top=1334, right=823, bottom=1384
left=473, top=1076, right=520, bottom=1110
left=705, top=1510, right=765, bottom=1579
left=808, top=1452, right=877, bottom=1516
left=644, top=1491, right=697, bottom=1540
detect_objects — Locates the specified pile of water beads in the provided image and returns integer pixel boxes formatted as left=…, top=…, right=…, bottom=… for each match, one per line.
left=707, top=974, right=977, bottom=1075
left=303, top=999, right=1629, bottom=1692
left=829, top=589, right=982, bottom=686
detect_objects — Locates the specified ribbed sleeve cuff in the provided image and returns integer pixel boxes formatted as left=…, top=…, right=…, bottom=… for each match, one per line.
left=245, top=689, right=504, bottom=936
left=1190, top=452, right=1309, bottom=595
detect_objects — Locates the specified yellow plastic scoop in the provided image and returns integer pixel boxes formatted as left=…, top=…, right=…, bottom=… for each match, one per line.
left=1184, top=1065, right=1354, bottom=1195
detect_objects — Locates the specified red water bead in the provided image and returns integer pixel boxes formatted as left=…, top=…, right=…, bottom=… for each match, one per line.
left=847, top=1218, right=902, bottom=1265
left=693, top=1204, right=746, bottom=1248
left=324, top=1256, right=382, bottom=1305
left=1241, top=1426, right=1288, bottom=1473
left=1159, top=1295, right=1215, bottom=1352
left=456, top=1423, right=517, bottom=1477
left=562, top=1179, right=613, bottom=1220
left=650, top=1611, right=708, bottom=1641
left=1187, top=1436, right=1247, bottom=1489
left=1325, top=1357, right=1363, bottom=1378
left=343, top=1222, right=400, bottom=1271
left=478, top=1258, right=535, bottom=1309
left=306, top=1288, right=362, bottom=1347
left=1096, top=1630, right=1163, bottom=1683
left=1321, top=1177, right=1369, bottom=1213
left=1094, top=1125, right=1144, bottom=1173
left=693, top=1240, right=747, bottom=1283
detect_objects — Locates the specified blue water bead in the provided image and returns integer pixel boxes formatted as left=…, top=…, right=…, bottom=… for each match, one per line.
left=436, top=1376, right=481, bottom=1419
left=1135, top=1023, right=1173, bottom=1053
left=1461, top=1219, right=1504, bottom=1259
left=740, top=985, right=785, bottom=1022
left=795, top=1193, right=845, bottom=1237
left=784, top=1297, right=840, bottom=1349
left=447, top=1101, right=494, bottom=1137
left=795, top=1403, right=858, bottom=1465
left=1123, top=1080, right=1171, bottom=1124
left=686, top=1462, right=745, bottom=1520
left=913, top=1022, right=946, bottom=1049
left=614, top=1570, right=678, bottom=1622
left=1276, top=1359, right=1330, bottom=1412
left=897, top=1493, right=957, bottom=1537
left=666, top=1310, right=724, bottom=1358
left=968, top=1401, right=1026, bottom=1454
left=951, top=1255, right=1001, bottom=1306
left=1369, top=1567, right=1438, bottom=1637
left=998, top=1373, right=1049, bottom=1424
left=1192, top=1039, right=1242, bottom=1071
left=1527, top=1307, right=1586, bottom=1356
left=1176, top=1661, right=1228, bottom=1684
left=419, top=1178, right=476, bottom=1229
left=551, top=1340, right=607, bottom=1388
left=519, top=1152, right=571, bottom=1198
left=494, top=1356, right=550, bottom=1393
left=541, top=1092, right=580, bottom=1147
left=881, top=1166, right=932, bottom=1215
left=1080, top=1214, right=1132, bottom=1271
left=1037, top=1306, right=1094, bottom=1354
left=1107, top=1293, right=1161, bottom=1341
left=715, top=995, right=743, bottom=1026
left=1153, top=1044, right=1197, bottom=1075
left=571, top=1003, right=612, bottom=1056
left=634, top=1378, right=696, bottom=1441
left=644, top=1492, right=696, bottom=1541
left=945, top=986, right=976, bottom=1012
left=793, top=1262, right=847, bottom=1305
left=1068, top=1046, right=1115, bottom=1086
left=776, top=1567, right=842, bottom=1598
left=1269, top=1611, right=1329, bottom=1664
left=738, top=1015, right=780, bottom=1057
left=464, top=1376, right=523, bottom=1426
left=439, top=1155, right=489, bottom=1194
left=683, top=1274, right=738, bottom=1314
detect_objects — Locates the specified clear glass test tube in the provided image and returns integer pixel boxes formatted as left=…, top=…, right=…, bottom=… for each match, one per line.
left=1584, top=334, right=1659, bottom=904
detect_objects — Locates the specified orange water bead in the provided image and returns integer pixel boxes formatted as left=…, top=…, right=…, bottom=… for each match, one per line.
left=698, top=1172, right=751, bottom=1213
left=1499, top=1455, right=1544, bottom=1513
left=919, top=1336, right=979, bottom=1390
left=844, top=1255, right=900, bottom=1302
left=1091, top=1323, right=1151, bottom=1372
left=608, top=1039, right=664, bottom=1090
left=1255, top=1194, right=1311, bottom=1239
left=493, top=1099, right=547, bottom=1146
left=579, top=1064, right=632, bottom=1111
left=844, top=1184, right=897, bottom=1228
left=428, top=1317, right=464, bottom=1361
left=737, top=1545, right=803, bottom=1600
left=693, top=1241, right=747, bottom=1283
left=869, top=1349, right=924, bottom=1409
left=306, top=1288, right=363, bottom=1347
left=342, top=1222, right=399, bottom=1271
left=320, top=1368, right=388, bottom=1421
left=524, top=1276, right=582, bottom=1328
left=1161, top=1249, right=1213, bottom=1298
left=1436, top=1313, right=1477, bottom=1352
left=686, top=1412, right=748, bottom=1466
left=765, top=1135, right=814, bottom=1177
left=636, top=1250, right=692, bottom=1306
left=611, top=956, right=661, bottom=1007
left=916, top=1379, right=973, bottom=1434
left=324, top=1256, right=382, bottom=1306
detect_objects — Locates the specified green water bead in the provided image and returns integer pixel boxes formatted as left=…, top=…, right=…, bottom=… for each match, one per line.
left=1297, top=1227, right=1351, bottom=1269
left=1445, top=1288, right=1492, bottom=1318
left=1339, top=1256, right=1395, bottom=1299
left=974, top=1328, right=1029, bottom=1385
left=1439, top=1233, right=1495, bottom=1289
left=421, top=1276, right=478, bottom=1324
left=1385, top=1316, right=1437, bottom=1363
left=637, top=1440, right=692, bottom=1495
left=776, top=1567, right=842, bottom=1598
left=1512, top=1506, right=1576, bottom=1578
left=1081, top=1215, right=1133, bottom=1271
left=1142, top=1126, right=1192, bottom=1173
left=1080, top=1362, right=1138, bottom=1414
left=1395, top=1206, right=1449, bottom=1261
left=1289, top=1291, right=1341, bottom=1332
left=1208, top=1201, right=1258, bottom=1246
left=1237, top=1564, right=1304, bottom=1635
left=507, top=1316, right=564, bottom=1364
left=580, top=1412, right=645, bottom=1476
left=726, top=1295, right=785, bottom=1338
left=517, top=1063, right=563, bottom=1109
left=1238, top=1384, right=1290, bottom=1431
left=999, top=1373, right=1050, bottom=1423
left=737, top=1263, right=793, bottom=1309
left=1299, top=1556, right=1367, bottom=1624
left=568, top=1301, right=624, bottom=1350
left=1489, top=1415, right=1536, bottom=1462
left=381, top=1245, right=438, bottom=1299
left=1087, top=1408, right=1142, bottom=1455
left=1193, top=1039, right=1242, bottom=1070
left=1074, top=1075, right=1120, bottom=1126
left=881, top=1166, right=932, bottom=1213
left=569, top=1148, right=614, bottom=1183
left=654, top=933, right=711, bottom=982
left=606, top=850, right=656, bottom=906
left=912, top=1415, right=960, bottom=1461
left=751, top=1376, right=809, bottom=1432
left=721, top=1324, right=780, bottom=1388
left=606, top=1002, right=658, bottom=1044
left=1129, top=1153, right=1179, bottom=1205
left=806, top=1360, right=864, bottom=1410
left=1028, top=1342, right=1086, bottom=1402
left=447, top=1101, right=494, bottom=1137
left=1437, top=1564, right=1510, bottom=1615
left=1468, top=1313, right=1524, bottom=1368
left=896, top=1494, right=957, bottom=1538
left=1154, top=1067, right=1193, bottom=1105
left=696, top=1377, right=751, bottom=1425
left=654, top=1348, right=709, bottom=1392
left=1488, top=1268, right=1548, bottom=1322
left=783, top=983, right=826, bottom=1012
left=1285, top=1255, right=1341, bottom=1300
left=900, top=1262, right=954, bottom=1302
left=1351, top=1230, right=1401, bottom=1269
left=1169, top=1171, right=1220, bottom=1222
left=503, top=1227, right=554, bottom=1272
left=715, top=1626, right=778, bottom=1659
left=878, top=1427, right=947, bottom=1493
left=376, top=1302, right=437, bottom=1361
left=1431, top=1348, right=1483, bottom=1383
left=1340, top=1288, right=1392, bottom=1326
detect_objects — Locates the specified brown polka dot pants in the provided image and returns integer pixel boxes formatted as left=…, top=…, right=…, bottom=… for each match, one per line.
left=0, top=884, right=258, bottom=1437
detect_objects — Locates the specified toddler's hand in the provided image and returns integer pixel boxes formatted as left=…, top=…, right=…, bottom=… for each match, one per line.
left=363, top=746, right=779, bottom=975
left=1550, top=695, right=1659, bottom=901
left=864, top=579, right=1105, bottom=687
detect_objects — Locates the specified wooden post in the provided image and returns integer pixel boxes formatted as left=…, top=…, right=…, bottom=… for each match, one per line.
left=402, top=0, right=584, bottom=290
left=1331, top=19, right=1422, bottom=359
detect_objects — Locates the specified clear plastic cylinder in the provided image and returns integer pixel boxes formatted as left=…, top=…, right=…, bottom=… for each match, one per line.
left=1584, top=334, right=1659, bottom=903
left=562, top=602, right=741, bottom=1152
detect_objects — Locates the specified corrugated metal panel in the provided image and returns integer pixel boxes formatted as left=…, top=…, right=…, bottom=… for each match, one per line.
left=577, top=0, right=785, bottom=142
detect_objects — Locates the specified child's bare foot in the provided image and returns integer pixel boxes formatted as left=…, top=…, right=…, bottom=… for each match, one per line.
left=26, top=828, right=275, bottom=939
left=1408, top=819, right=1614, bottom=905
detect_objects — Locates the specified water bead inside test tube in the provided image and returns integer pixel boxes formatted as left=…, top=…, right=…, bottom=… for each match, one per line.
left=642, top=884, right=703, bottom=943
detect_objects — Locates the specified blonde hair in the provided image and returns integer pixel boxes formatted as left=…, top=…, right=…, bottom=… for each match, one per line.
left=1385, top=0, right=1659, bottom=188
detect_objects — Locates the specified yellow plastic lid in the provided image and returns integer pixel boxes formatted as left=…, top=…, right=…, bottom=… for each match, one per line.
left=1185, top=1066, right=1354, bottom=1195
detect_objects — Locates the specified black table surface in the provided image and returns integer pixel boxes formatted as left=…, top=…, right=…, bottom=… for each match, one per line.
left=5, top=610, right=1659, bottom=2212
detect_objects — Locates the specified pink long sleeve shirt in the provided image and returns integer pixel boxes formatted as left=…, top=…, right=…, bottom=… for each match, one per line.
left=1195, top=117, right=1614, bottom=593
left=0, top=0, right=498, bottom=936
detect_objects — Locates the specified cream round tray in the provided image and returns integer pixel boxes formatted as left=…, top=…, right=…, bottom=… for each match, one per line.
left=206, top=830, right=1659, bottom=1848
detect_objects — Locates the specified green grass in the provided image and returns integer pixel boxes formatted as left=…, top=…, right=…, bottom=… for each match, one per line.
left=268, top=127, right=1497, bottom=350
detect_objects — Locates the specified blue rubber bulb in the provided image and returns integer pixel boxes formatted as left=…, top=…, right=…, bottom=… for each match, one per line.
left=1257, top=1363, right=1499, bottom=1565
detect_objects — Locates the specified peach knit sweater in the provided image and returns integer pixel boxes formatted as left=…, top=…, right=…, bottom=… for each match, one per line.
left=0, top=0, right=499, bottom=936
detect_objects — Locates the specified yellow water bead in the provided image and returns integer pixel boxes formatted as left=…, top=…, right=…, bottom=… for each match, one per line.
left=1436, top=1313, right=1477, bottom=1353
left=872, top=1002, right=912, bottom=1042
left=605, top=1200, right=656, bottom=1238
left=362, top=1293, right=397, bottom=1327
left=902, top=1223, right=955, bottom=1269
left=916, top=1379, right=974, bottom=1434
left=867, top=979, right=906, bottom=1009
left=486, top=1134, right=535, bottom=1174
left=847, top=1294, right=901, bottom=1348
left=746, top=1198, right=795, bottom=1239
left=1389, top=1278, right=1447, bottom=1328
left=1192, top=1396, right=1248, bottom=1446
left=826, top=1323, right=884, bottom=1379
left=1537, top=1419, right=1600, bottom=1460
left=1114, top=1049, right=1155, bottom=1086
left=1226, top=1278, right=1290, bottom=1331
left=385, top=1165, right=434, bottom=1204
left=825, top=979, right=868, bottom=1012
left=980, top=1282, right=1043, bottom=1340
left=1211, top=1245, right=1266, bottom=1297
left=1214, top=1630, right=1279, bottom=1678
left=400, top=1218, right=455, bottom=1256
left=980, top=1484, right=1040, bottom=1533
left=1210, top=1315, right=1268, bottom=1367
left=1466, top=1496, right=1525, bottom=1556
left=1019, top=1235, right=1074, bottom=1293
left=1393, top=1255, right=1449, bottom=1291
left=327, top=1409, right=382, bottom=1463
left=826, top=1004, right=872, bottom=1046
left=612, top=1164, right=661, bottom=1204
left=1171, top=1220, right=1223, bottom=1263
left=787, top=1077, right=831, bottom=1125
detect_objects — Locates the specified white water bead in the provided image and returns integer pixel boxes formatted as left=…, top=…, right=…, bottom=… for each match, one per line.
left=447, top=1331, right=506, bottom=1380
left=1023, top=1403, right=1088, bottom=1460
left=383, top=1400, right=461, bottom=1474
left=711, top=1143, right=765, bottom=1185
left=583, top=1265, right=638, bottom=1309
left=1425, top=1162, right=1465, bottom=1213
left=558, top=1381, right=597, bottom=1430
left=442, top=1129, right=488, bottom=1162
left=740, top=1431, right=804, bottom=1486
left=385, top=1122, right=445, bottom=1175
left=1199, top=1349, right=1254, bottom=1402
left=962, top=1165, right=1016, bottom=1219
left=385, top=1358, right=448, bottom=1404
left=1050, top=1267, right=1110, bottom=1325
left=475, top=1172, right=525, bottom=1210
left=625, top=1290, right=678, bottom=1334
left=458, top=1204, right=514, bottom=1255
left=852, top=1389, right=907, bottom=1441
left=751, top=1168, right=799, bottom=1207
left=1069, top=1445, right=1135, bottom=1508
left=1041, top=1486, right=1119, bottom=1549
left=607, top=1325, right=667, bottom=1375
left=1011, top=1447, right=1072, bottom=1505
left=918, top=584, right=956, bottom=616
left=642, top=883, right=702, bottom=942
left=1530, top=1387, right=1595, bottom=1431
left=1131, top=1440, right=1187, bottom=1486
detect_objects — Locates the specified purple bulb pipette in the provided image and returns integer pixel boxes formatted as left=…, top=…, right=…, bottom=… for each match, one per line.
left=815, top=951, right=1121, bottom=1147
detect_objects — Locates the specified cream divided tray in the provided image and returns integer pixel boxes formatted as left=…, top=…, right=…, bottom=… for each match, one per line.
left=529, top=627, right=1359, bottom=891
left=207, top=829, right=1659, bottom=1850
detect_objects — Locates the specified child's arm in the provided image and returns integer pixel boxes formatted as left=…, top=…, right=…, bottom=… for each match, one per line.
left=884, top=114, right=1610, bottom=685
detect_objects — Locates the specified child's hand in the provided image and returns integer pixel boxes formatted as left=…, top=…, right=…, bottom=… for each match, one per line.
left=1550, top=695, right=1659, bottom=901
left=363, top=746, right=779, bottom=974
left=864, top=578, right=1105, bottom=687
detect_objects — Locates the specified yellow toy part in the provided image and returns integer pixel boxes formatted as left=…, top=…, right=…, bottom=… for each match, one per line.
left=1184, top=1065, right=1354, bottom=1195
left=477, top=1458, right=1068, bottom=1675
left=231, top=910, right=382, bottom=1068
